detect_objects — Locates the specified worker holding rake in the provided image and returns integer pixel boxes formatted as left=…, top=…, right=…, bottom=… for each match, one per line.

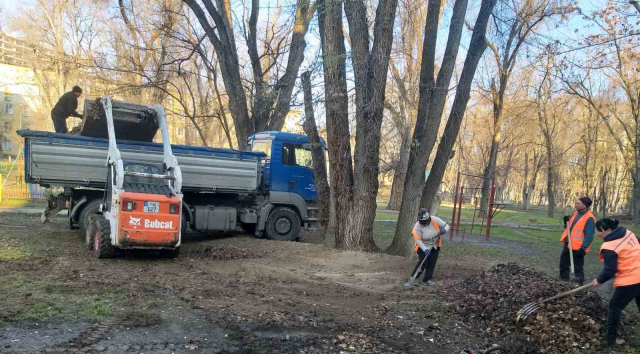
left=559, top=197, right=596, bottom=285
left=591, top=217, right=640, bottom=349
left=410, top=208, right=449, bottom=285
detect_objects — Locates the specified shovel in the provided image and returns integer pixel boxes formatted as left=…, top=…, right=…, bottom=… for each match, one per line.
left=565, top=221, right=576, bottom=280
left=516, top=283, right=594, bottom=322
left=403, top=232, right=444, bottom=288
left=403, top=246, right=434, bottom=288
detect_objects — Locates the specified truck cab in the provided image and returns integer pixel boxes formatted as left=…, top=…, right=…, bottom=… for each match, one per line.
left=247, top=131, right=326, bottom=235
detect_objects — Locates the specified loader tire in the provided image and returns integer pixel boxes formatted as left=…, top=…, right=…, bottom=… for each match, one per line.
left=85, top=214, right=98, bottom=250
left=93, top=216, right=116, bottom=259
left=79, top=199, right=102, bottom=235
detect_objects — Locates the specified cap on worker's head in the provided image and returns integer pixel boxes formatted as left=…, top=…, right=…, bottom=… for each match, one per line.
left=417, top=208, right=431, bottom=224
left=72, top=86, right=83, bottom=94
left=578, top=196, right=592, bottom=208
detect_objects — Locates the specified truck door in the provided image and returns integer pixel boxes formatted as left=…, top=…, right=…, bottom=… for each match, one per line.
left=282, top=142, right=317, bottom=201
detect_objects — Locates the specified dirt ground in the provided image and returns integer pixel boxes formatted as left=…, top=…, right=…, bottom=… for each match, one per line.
left=0, top=213, right=637, bottom=354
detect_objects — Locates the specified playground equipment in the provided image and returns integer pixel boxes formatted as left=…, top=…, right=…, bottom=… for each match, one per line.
left=449, top=172, right=506, bottom=241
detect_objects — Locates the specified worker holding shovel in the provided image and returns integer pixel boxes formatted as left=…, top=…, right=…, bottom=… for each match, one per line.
left=410, top=209, right=449, bottom=286
left=591, top=217, right=640, bottom=349
left=559, top=197, right=596, bottom=285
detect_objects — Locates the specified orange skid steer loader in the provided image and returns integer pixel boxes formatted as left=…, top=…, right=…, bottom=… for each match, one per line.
left=87, top=96, right=183, bottom=258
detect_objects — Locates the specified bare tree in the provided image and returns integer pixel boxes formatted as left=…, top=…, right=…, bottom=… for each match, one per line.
left=532, top=55, right=576, bottom=217
left=182, top=0, right=317, bottom=149
left=477, top=0, right=567, bottom=217
left=384, top=0, right=429, bottom=211
left=418, top=0, right=500, bottom=223
left=317, top=0, right=401, bottom=250
left=387, top=0, right=497, bottom=256
left=301, top=70, right=329, bottom=229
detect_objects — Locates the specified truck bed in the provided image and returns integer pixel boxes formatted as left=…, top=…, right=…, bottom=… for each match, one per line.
left=17, top=130, right=265, bottom=193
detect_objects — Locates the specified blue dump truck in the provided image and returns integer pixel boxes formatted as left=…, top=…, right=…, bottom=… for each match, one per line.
left=17, top=129, right=323, bottom=242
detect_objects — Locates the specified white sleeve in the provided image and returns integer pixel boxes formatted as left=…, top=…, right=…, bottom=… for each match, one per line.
left=433, top=216, right=449, bottom=232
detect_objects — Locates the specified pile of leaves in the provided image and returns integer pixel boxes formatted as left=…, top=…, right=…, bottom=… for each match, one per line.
left=184, top=244, right=263, bottom=260
left=449, top=263, right=638, bottom=353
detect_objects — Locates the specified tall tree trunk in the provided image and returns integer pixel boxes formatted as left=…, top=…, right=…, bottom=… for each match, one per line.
left=317, top=0, right=352, bottom=246
left=479, top=127, right=500, bottom=216
left=387, top=122, right=411, bottom=210
left=523, top=152, right=529, bottom=210
left=341, top=0, right=400, bottom=251
left=386, top=0, right=468, bottom=255
left=301, top=71, right=330, bottom=229
left=418, top=0, right=496, bottom=211
left=546, top=148, right=554, bottom=218
left=388, top=0, right=496, bottom=256
left=501, top=149, right=514, bottom=200
left=601, top=167, right=608, bottom=218
left=632, top=175, right=640, bottom=226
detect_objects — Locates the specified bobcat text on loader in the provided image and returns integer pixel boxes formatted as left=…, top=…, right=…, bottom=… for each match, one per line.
left=75, top=96, right=182, bottom=258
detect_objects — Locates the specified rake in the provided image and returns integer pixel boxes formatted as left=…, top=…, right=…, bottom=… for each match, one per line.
left=516, top=283, right=595, bottom=322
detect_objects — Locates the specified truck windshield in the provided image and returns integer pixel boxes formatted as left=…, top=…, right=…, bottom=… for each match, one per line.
left=251, top=141, right=272, bottom=159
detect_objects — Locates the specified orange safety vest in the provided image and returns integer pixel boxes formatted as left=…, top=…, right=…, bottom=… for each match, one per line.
left=599, top=230, right=640, bottom=287
left=413, top=220, right=442, bottom=252
left=560, top=211, right=595, bottom=252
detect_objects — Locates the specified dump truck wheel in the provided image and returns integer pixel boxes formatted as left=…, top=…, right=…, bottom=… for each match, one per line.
left=93, top=217, right=116, bottom=259
left=85, top=215, right=98, bottom=250
left=265, top=207, right=301, bottom=241
left=79, top=199, right=102, bottom=235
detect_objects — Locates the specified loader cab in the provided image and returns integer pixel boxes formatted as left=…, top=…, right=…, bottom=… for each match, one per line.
left=247, top=132, right=326, bottom=203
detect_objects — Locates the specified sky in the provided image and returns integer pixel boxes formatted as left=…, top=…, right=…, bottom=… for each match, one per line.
left=0, top=0, right=632, bottom=122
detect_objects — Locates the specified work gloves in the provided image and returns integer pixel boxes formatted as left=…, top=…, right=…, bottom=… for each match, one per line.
left=439, top=228, right=447, bottom=236
left=563, top=215, right=571, bottom=228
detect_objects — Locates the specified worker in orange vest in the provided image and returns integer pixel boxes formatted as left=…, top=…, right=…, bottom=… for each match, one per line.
left=591, top=217, right=640, bottom=349
left=411, top=208, right=449, bottom=285
left=559, top=197, right=596, bottom=285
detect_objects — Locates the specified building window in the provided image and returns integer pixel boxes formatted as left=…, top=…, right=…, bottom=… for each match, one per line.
left=1, top=138, right=12, bottom=151
left=22, top=106, right=30, bottom=117
left=3, top=122, right=10, bottom=131
left=4, top=103, right=13, bottom=115
left=178, top=127, right=184, bottom=137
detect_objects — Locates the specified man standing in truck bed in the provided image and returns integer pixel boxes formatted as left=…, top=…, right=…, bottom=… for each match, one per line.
left=51, top=86, right=83, bottom=134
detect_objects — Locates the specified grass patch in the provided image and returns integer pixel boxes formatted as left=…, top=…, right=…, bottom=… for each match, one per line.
left=19, top=295, right=117, bottom=322
left=0, top=247, right=31, bottom=260
left=512, top=214, right=562, bottom=225
left=375, top=212, right=398, bottom=221
left=373, top=221, right=397, bottom=249
left=84, top=299, right=114, bottom=319
left=0, top=199, right=47, bottom=208
left=0, top=269, right=121, bottom=323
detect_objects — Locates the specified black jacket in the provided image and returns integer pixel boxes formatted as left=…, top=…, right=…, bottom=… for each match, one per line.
left=52, top=91, right=82, bottom=119
left=597, top=226, right=640, bottom=284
